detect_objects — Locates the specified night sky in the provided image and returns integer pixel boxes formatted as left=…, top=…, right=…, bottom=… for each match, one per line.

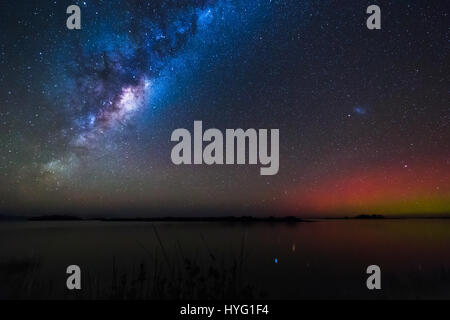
left=0, top=0, right=448, bottom=216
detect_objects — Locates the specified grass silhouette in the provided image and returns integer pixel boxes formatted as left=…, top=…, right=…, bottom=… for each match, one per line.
left=0, top=225, right=265, bottom=300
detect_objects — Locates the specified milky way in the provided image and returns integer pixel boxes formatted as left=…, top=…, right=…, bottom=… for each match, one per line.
left=40, top=1, right=224, bottom=182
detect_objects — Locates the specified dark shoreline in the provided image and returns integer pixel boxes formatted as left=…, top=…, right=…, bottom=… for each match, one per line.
left=1, top=213, right=450, bottom=222
left=26, top=215, right=310, bottom=223
left=0, top=215, right=450, bottom=223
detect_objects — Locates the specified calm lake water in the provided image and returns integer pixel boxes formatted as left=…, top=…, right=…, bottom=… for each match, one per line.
left=1, top=219, right=449, bottom=299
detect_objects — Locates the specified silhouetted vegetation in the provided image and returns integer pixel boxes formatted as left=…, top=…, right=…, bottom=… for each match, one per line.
left=0, top=227, right=265, bottom=300
left=28, top=215, right=83, bottom=221
left=354, top=214, right=385, bottom=219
